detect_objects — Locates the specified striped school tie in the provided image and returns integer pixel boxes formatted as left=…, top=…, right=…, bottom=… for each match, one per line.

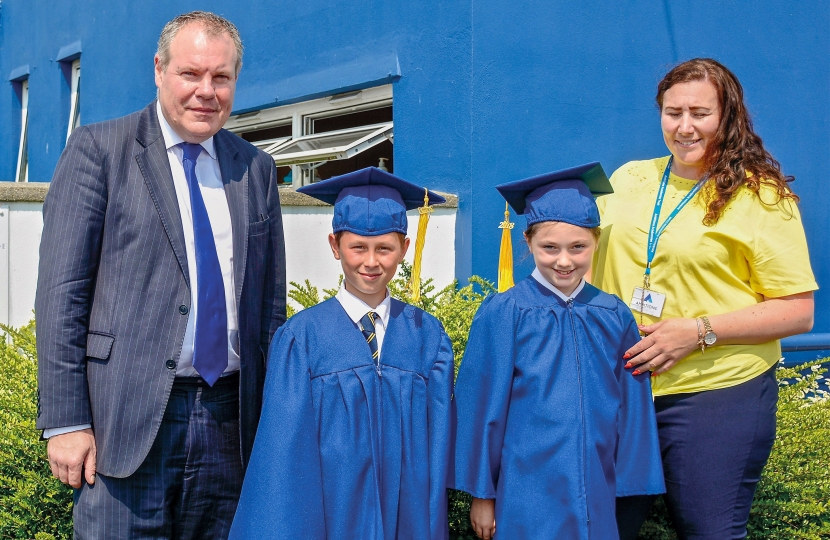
left=359, top=312, right=380, bottom=375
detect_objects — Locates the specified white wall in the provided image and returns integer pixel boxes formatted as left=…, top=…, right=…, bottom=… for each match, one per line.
left=4, top=203, right=43, bottom=328
left=2, top=202, right=456, bottom=327
left=282, top=206, right=457, bottom=310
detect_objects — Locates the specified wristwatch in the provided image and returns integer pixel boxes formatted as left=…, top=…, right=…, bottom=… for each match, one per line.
left=701, top=316, right=717, bottom=347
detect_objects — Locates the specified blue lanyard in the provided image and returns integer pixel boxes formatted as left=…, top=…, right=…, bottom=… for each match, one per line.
left=645, top=157, right=706, bottom=278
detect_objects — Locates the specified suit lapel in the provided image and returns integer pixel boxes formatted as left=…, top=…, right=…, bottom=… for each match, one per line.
left=215, top=131, right=249, bottom=311
left=134, top=102, right=190, bottom=286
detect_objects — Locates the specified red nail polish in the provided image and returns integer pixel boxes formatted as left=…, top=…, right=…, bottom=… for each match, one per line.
left=651, top=372, right=658, bottom=377
left=623, top=353, right=631, bottom=360
left=632, top=370, right=640, bottom=376
left=624, top=362, right=632, bottom=369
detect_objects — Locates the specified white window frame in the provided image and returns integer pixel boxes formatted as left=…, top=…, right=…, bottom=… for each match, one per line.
left=66, top=58, right=81, bottom=141
left=250, top=135, right=291, bottom=152
left=15, top=80, right=29, bottom=183
left=266, top=122, right=393, bottom=168
left=224, top=84, right=393, bottom=187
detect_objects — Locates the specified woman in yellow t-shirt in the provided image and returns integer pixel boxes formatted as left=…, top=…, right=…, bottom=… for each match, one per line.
left=593, top=58, right=817, bottom=540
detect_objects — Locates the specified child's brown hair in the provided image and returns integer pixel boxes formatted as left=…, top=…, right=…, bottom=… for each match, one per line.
left=333, top=231, right=407, bottom=249
left=524, top=222, right=601, bottom=243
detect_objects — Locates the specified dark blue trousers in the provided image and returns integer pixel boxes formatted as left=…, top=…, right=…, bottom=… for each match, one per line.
left=652, top=366, right=778, bottom=540
left=73, top=375, right=243, bottom=540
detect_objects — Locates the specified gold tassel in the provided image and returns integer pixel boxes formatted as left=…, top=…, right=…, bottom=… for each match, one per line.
left=498, top=202, right=515, bottom=292
left=409, top=188, right=433, bottom=302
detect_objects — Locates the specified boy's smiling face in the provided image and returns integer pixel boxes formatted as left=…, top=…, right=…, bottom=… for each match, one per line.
left=525, top=221, right=596, bottom=296
left=329, top=231, right=410, bottom=308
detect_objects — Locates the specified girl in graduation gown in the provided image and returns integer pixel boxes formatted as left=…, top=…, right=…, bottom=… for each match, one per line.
left=453, top=163, right=665, bottom=540
left=229, top=168, right=455, bottom=540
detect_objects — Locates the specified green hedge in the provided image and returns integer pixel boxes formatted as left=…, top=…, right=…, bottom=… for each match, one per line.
left=3, top=267, right=828, bottom=538
left=0, top=322, right=73, bottom=540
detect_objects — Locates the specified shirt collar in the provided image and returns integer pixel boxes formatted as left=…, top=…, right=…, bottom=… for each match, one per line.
left=155, top=100, right=217, bottom=160
left=531, top=267, right=585, bottom=302
left=335, top=285, right=391, bottom=328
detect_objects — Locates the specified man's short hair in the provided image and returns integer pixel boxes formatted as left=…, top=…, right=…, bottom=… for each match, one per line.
left=157, top=11, right=244, bottom=76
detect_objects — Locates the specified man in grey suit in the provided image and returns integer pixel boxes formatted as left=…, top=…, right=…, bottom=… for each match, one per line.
left=35, top=11, right=285, bottom=538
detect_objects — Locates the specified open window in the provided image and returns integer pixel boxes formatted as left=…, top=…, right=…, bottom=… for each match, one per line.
left=66, top=59, right=81, bottom=141
left=224, top=84, right=393, bottom=187
left=15, top=79, right=29, bottom=183
left=268, top=121, right=392, bottom=165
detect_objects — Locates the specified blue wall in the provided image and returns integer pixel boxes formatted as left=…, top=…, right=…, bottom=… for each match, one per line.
left=2, top=1, right=828, bottom=352
left=466, top=1, right=830, bottom=358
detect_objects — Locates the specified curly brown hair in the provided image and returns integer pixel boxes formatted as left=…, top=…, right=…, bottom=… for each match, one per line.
left=656, top=58, right=798, bottom=225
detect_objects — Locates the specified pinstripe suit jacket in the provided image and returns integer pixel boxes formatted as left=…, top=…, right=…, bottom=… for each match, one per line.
left=35, top=102, right=286, bottom=478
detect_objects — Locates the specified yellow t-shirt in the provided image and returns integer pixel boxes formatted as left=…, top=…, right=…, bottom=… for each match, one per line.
left=593, top=157, right=818, bottom=396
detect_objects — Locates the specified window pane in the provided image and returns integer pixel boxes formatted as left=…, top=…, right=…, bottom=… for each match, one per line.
left=67, top=59, right=81, bottom=141
left=16, top=80, right=29, bottom=183
left=271, top=125, right=386, bottom=156
left=241, top=123, right=291, bottom=144
left=312, top=106, right=392, bottom=134
left=314, top=139, right=393, bottom=181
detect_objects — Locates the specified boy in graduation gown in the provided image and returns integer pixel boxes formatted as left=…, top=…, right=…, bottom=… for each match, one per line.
left=452, top=163, right=665, bottom=540
left=229, top=167, right=455, bottom=540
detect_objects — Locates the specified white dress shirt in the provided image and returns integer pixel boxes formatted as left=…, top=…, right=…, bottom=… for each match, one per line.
left=156, top=101, right=240, bottom=378
left=335, top=285, right=392, bottom=357
left=531, top=267, right=586, bottom=302
left=43, top=104, right=240, bottom=439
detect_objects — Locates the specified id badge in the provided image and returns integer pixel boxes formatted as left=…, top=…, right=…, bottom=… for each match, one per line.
left=629, top=287, right=666, bottom=317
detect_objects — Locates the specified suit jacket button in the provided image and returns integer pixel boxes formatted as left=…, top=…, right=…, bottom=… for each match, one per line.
left=166, top=359, right=176, bottom=369
left=178, top=305, right=189, bottom=315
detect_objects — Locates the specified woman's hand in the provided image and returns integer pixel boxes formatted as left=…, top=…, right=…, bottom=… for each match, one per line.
left=624, top=318, right=699, bottom=375
left=470, top=497, right=496, bottom=540
left=623, top=291, right=815, bottom=376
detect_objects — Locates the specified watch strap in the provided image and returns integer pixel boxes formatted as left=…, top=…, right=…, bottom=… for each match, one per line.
left=701, top=315, right=717, bottom=346
left=696, top=317, right=706, bottom=353
left=701, top=316, right=714, bottom=334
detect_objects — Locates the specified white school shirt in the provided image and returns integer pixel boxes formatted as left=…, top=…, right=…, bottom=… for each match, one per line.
left=335, top=286, right=392, bottom=356
left=43, top=104, right=240, bottom=439
left=531, top=267, right=586, bottom=302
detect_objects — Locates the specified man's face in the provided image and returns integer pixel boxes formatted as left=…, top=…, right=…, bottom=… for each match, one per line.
left=154, top=23, right=237, bottom=143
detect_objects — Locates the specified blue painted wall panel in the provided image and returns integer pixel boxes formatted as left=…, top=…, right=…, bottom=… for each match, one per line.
left=468, top=0, right=830, bottom=340
left=1, top=0, right=827, bottom=340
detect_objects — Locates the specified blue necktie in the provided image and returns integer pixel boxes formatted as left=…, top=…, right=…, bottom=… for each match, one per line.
left=359, top=312, right=380, bottom=376
left=180, top=142, right=228, bottom=386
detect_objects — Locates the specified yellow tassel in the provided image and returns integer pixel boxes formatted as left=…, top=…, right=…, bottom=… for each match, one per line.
left=409, top=188, right=433, bottom=302
left=498, top=202, right=515, bottom=292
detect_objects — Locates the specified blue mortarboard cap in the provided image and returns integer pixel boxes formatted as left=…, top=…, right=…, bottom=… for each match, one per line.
left=495, top=162, right=612, bottom=228
left=297, top=167, right=446, bottom=235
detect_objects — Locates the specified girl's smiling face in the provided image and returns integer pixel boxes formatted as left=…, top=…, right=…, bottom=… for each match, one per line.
left=660, top=79, right=721, bottom=179
left=525, top=221, right=596, bottom=296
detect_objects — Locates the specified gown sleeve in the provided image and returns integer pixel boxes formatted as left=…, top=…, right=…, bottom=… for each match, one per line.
left=229, top=324, right=327, bottom=539
left=452, top=295, right=517, bottom=499
left=428, top=329, right=455, bottom=540
left=614, top=311, right=666, bottom=496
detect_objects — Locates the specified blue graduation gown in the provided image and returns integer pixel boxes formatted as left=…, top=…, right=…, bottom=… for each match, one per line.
left=452, top=276, right=665, bottom=539
left=230, top=297, right=454, bottom=540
